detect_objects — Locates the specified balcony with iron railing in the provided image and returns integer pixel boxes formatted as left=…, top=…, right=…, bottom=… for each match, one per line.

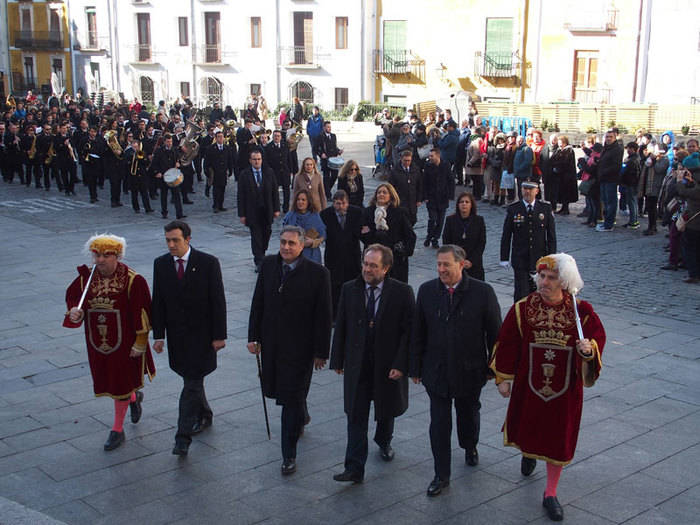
left=474, top=51, right=522, bottom=78
left=73, top=31, right=109, bottom=52
left=281, top=46, right=322, bottom=68
left=572, top=87, right=613, bottom=104
left=193, top=44, right=237, bottom=65
left=565, top=9, right=618, bottom=33
left=10, top=73, right=51, bottom=96
left=131, top=44, right=158, bottom=63
left=13, top=30, right=64, bottom=50
left=372, top=49, right=426, bottom=81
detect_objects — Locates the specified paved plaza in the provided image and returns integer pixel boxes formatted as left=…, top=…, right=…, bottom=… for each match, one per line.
left=0, top=129, right=699, bottom=525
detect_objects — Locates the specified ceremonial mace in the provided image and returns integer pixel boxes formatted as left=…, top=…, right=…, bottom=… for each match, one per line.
left=570, top=287, right=584, bottom=341
left=77, top=265, right=97, bottom=311
left=255, top=343, right=271, bottom=440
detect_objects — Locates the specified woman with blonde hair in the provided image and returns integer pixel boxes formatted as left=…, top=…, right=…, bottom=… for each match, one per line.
left=337, top=160, right=365, bottom=207
left=361, top=183, right=416, bottom=282
left=292, top=157, right=327, bottom=212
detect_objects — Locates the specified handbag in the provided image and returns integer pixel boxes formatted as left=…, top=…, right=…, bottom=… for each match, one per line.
left=578, top=178, right=594, bottom=196
left=666, top=197, right=680, bottom=214
left=676, top=210, right=700, bottom=232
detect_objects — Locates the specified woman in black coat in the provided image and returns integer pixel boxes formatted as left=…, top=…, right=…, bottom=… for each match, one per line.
left=361, top=183, right=416, bottom=283
left=337, top=159, right=365, bottom=207
left=549, top=136, right=578, bottom=215
left=442, top=191, right=486, bottom=280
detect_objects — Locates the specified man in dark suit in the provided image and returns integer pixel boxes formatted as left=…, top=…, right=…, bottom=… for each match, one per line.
left=330, top=244, right=415, bottom=483
left=320, top=190, right=363, bottom=317
left=204, top=130, right=235, bottom=212
left=500, top=181, right=557, bottom=302
left=388, top=150, right=423, bottom=226
left=198, top=125, right=215, bottom=189
left=152, top=134, right=185, bottom=219
left=151, top=221, right=227, bottom=456
left=248, top=225, right=333, bottom=475
left=236, top=120, right=256, bottom=173
left=317, top=121, right=343, bottom=199
left=423, top=147, right=455, bottom=248
left=238, top=149, right=280, bottom=270
left=265, top=129, right=292, bottom=212
left=410, top=245, right=502, bottom=496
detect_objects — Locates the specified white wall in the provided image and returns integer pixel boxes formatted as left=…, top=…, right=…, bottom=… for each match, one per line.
left=0, top=0, right=9, bottom=96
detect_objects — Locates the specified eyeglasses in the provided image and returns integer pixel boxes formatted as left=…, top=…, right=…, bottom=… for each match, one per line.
left=350, top=167, right=359, bottom=172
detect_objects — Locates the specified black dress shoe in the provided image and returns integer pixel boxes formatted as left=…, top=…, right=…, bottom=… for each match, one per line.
left=281, top=458, right=296, bottom=475
left=145, top=208, right=154, bottom=213
left=423, top=238, right=431, bottom=248
left=161, top=212, right=168, bottom=219
left=172, top=441, right=189, bottom=456
left=213, top=208, right=219, bottom=213
left=333, top=470, right=363, bottom=483
left=177, top=214, right=187, bottom=219
left=521, top=456, right=536, bottom=476
left=379, top=444, right=394, bottom=462
left=183, top=199, right=194, bottom=204
left=104, top=430, right=125, bottom=451
left=218, top=207, right=228, bottom=212
left=427, top=477, right=449, bottom=497
left=130, top=391, right=144, bottom=423
left=542, top=495, right=564, bottom=521
left=191, top=417, right=212, bottom=434
left=431, top=240, right=439, bottom=249
left=204, top=186, right=211, bottom=197
left=466, top=448, right=479, bottom=466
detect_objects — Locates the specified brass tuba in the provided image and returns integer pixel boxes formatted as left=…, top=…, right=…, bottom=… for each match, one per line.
left=286, top=124, right=304, bottom=152
left=179, top=120, right=202, bottom=164
left=104, top=130, right=123, bottom=159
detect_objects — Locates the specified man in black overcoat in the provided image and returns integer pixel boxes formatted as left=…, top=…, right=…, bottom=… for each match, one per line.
left=237, top=149, right=280, bottom=270
left=423, top=147, right=455, bottom=247
left=500, top=181, right=557, bottom=302
left=265, top=130, right=292, bottom=212
left=388, top=150, right=423, bottom=225
left=320, top=190, right=363, bottom=317
left=330, top=244, right=415, bottom=483
left=317, top=121, right=343, bottom=199
left=152, top=134, right=185, bottom=219
left=203, top=130, right=235, bottom=212
left=410, top=245, right=502, bottom=496
left=152, top=221, right=227, bottom=456
left=248, top=226, right=333, bottom=476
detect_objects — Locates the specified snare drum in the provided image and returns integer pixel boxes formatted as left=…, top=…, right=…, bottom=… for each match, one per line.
left=163, top=167, right=184, bottom=187
left=328, top=156, right=344, bottom=170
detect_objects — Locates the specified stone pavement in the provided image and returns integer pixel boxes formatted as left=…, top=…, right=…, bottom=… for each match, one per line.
left=0, top=129, right=699, bottom=525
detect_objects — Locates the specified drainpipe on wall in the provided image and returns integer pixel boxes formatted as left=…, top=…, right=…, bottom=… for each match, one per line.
left=639, top=0, right=652, bottom=103
left=191, top=0, right=197, bottom=105
left=520, top=0, right=529, bottom=103
left=112, top=0, right=121, bottom=94
left=67, top=0, right=77, bottom=95
left=631, top=0, right=644, bottom=102
left=360, top=0, right=365, bottom=102
left=532, top=0, right=543, bottom=102
left=275, top=0, right=281, bottom=106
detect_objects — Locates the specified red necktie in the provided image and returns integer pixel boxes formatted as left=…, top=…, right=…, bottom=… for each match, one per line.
left=177, top=259, right=184, bottom=280
left=448, top=287, right=455, bottom=304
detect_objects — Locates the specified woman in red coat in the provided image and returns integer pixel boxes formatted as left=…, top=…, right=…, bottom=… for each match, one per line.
left=490, top=253, right=606, bottom=521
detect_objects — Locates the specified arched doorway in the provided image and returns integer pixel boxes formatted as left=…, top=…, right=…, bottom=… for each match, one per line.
left=290, top=81, right=313, bottom=104
left=200, top=76, right=222, bottom=106
left=139, top=76, right=154, bottom=105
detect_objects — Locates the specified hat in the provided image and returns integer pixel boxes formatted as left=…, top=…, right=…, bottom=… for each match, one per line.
left=535, top=253, right=584, bottom=294
left=508, top=131, right=518, bottom=138
left=84, top=234, right=126, bottom=258
left=521, top=181, right=538, bottom=189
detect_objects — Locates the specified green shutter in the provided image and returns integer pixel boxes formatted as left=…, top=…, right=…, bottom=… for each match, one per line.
left=485, top=18, right=513, bottom=68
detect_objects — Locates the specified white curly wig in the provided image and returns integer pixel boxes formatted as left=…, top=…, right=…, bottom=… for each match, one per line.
left=83, top=233, right=127, bottom=260
left=535, top=253, right=584, bottom=294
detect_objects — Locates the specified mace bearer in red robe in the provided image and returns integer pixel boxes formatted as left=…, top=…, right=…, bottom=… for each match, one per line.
left=490, top=253, right=606, bottom=521
left=63, top=234, right=156, bottom=451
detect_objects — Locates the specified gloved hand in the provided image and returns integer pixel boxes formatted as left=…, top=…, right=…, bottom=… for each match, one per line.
left=499, top=261, right=511, bottom=270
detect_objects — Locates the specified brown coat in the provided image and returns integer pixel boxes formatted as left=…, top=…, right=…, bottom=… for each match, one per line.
left=293, top=171, right=327, bottom=212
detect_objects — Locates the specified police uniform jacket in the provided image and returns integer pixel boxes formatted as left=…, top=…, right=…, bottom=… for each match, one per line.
left=500, top=200, right=557, bottom=271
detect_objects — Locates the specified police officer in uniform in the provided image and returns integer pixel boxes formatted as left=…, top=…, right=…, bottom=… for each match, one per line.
left=204, top=130, right=235, bottom=212
left=499, top=180, right=557, bottom=302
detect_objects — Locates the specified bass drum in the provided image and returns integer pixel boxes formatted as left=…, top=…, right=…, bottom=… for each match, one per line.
left=328, top=156, right=345, bottom=170
left=163, top=167, right=184, bottom=187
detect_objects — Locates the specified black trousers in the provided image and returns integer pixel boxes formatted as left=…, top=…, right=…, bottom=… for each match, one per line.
left=277, top=172, right=291, bottom=213
left=176, top=377, right=213, bottom=445
left=428, top=387, right=482, bottom=481
left=321, top=159, right=338, bottom=199
left=248, top=209, right=272, bottom=266
left=5, top=163, right=24, bottom=183
left=59, top=163, right=77, bottom=193
left=344, top=378, right=394, bottom=476
left=181, top=164, right=195, bottom=197
left=130, top=176, right=152, bottom=211
left=427, top=206, right=447, bottom=242
left=513, top=268, right=536, bottom=302
left=109, top=170, right=122, bottom=204
left=212, top=172, right=227, bottom=210
left=281, top=398, right=305, bottom=460
left=41, top=164, right=52, bottom=189
left=24, top=163, right=42, bottom=187
left=83, top=165, right=99, bottom=200
left=159, top=179, right=183, bottom=217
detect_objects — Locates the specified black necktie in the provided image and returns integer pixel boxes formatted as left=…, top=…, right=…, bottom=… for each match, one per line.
left=282, top=264, right=291, bottom=280
left=367, top=286, right=377, bottom=325
left=339, top=213, right=346, bottom=229
left=527, top=204, right=533, bottom=214
left=255, top=170, right=261, bottom=186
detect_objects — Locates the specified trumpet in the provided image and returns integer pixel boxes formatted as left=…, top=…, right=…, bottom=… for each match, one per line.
left=254, top=128, right=272, bottom=139
left=130, top=144, right=145, bottom=176
left=83, top=141, right=92, bottom=163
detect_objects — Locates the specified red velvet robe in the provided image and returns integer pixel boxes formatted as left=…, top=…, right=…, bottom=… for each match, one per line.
left=63, top=263, right=156, bottom=399
left=490, top=292, right=605, bottom=465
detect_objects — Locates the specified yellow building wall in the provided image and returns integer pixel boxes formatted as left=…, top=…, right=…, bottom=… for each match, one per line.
left=7, top=2, right=72, bottom=95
